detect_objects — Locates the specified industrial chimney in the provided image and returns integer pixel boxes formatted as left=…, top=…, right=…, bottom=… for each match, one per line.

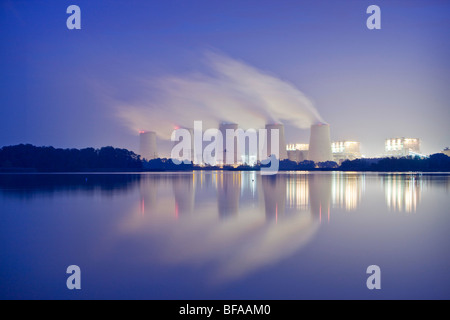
left=308, top=123, right=332, bottom=163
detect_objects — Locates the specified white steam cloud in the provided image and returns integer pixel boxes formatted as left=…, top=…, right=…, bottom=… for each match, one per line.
left=116, top=52, right=324, bottom=139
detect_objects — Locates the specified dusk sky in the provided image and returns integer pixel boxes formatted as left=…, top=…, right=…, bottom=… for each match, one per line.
left=1, top=0, right=449, bottom=157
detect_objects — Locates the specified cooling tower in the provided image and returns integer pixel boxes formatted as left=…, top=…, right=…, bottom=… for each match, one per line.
left=265, top=124, right=288, bottom=160
left=219, top=122, right=239, bottom=165
left=308, top=123, right=332, bottom=163
left=139, top=131, right=158, bottom=160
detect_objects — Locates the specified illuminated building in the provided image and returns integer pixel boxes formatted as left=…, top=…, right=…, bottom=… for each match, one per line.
left=385, top=137, right=421, bottom=157
left=139, top=131, right=158, bottom=160
left=332, top=141, right=361, bottom=163
left=308, top=123, right=333, bottom=163
left=287, top=143, right=309, bottom=151
left=286, top=144, right=309, bottom=163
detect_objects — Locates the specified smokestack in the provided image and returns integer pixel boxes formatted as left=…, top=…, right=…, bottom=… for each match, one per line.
left=139, top=131, right=158, bottom=160
left=265, top=123, right=288, bottom=160
left=308, top=123, right=332, bottom=163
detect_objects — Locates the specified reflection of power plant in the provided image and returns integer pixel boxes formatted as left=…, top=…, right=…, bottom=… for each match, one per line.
left=139, top=131, right=158, bottom=160
left=331, top=173, right=364, bottom=210
left=261, top=175, right=287, bottom=221
left=384, top=175, right=421, bottom=212
left=217, top=172, right=240, bottom=218
left=172, top=174, right=195, bottom=216
left=139, top=171, right=366, bottom=222
left=286, top=174, right=309, bottom=211
left=139, top=175, right=159, bottom=216
left=308, top=123, right=332, bottom=163
left=308, top=174, right=332, bottom=221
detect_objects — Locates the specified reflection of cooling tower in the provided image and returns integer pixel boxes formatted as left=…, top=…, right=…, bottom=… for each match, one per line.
left=261, top=175, right=286, bottom=221
left=219, top=123, right=238, bottom=165
left=140, top=175, right=159, bottom=216
left=265, top=124, right=287, bottom=160
left=308, top=174, right=332, bottom=221
left=217, top=172, right=240, bottom=218
left=308, top=123, right=332, bottom=163
left=172, top=174, right=195, bottom=215
left=139, top=131, right=158, bottom=160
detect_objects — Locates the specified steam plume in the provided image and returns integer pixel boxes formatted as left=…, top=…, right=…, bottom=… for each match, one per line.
left=116, top=52, right=324, bottom=139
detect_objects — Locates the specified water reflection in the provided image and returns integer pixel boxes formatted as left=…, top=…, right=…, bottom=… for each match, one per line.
left=331, top=173, right=365, bottom=211
left=217, top=172, right=240, bottom=218
left=383, top=174, right=422, bottom=213
left=122, top=172, right=369, bottom=281
left=173, top=174, right=195, bottom=216
left=261, top=175, right=287, bottom=221
left=1, top=172, right=447, bottom=284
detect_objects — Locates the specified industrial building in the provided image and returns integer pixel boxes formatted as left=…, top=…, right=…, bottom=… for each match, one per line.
left=286, top=144, right=309, bottom=163
left=385, top=137, right=421, bottom=157
left=139, top=131, right=158, bottom=160
left=331, top=141, right=361, bottom=163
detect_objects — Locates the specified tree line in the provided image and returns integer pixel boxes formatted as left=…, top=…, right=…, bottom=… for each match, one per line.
left=0, top=144, right=449, bottom=172
left=0, top=144, right=142, bottom=172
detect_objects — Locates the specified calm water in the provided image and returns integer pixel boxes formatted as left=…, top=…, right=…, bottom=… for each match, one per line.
left=0, top=172, right=449, bottom=299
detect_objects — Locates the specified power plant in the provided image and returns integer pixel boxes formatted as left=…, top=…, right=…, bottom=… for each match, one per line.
left=140, top=120, right=433, bottom=165
left=307, top=123, right=333, bottom=163
left=139, top=130, right=158, bottom=160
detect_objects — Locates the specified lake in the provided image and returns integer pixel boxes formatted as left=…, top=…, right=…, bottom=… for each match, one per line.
left=0, top=172, right=449, bottom=299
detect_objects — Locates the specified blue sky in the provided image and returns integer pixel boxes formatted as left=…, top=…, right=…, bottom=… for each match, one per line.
left=0, top=0, right=449, bottom=156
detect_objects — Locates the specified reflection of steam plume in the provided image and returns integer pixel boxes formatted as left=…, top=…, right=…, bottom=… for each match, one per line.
left=217, top=172, right=240, bottom=218
left=116, top=52, right=324, bottom=139
left=262, top=175, right=287, bottom=221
